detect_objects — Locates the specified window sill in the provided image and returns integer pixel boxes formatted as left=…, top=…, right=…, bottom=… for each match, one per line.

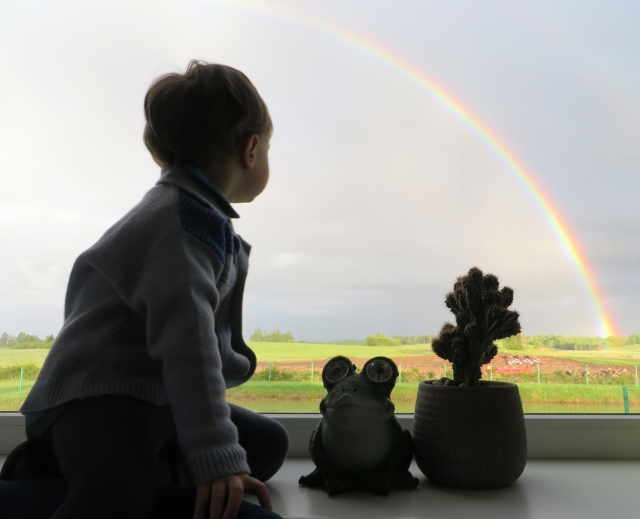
left=249, top=458, right=640, bottom=518
left=2, top=413, right=640, bottom=458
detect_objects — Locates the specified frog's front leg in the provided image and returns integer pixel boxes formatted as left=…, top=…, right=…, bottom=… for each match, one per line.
left=298, top=424, right=353, bottom=495
left=390, top=429, right=420, bottom=489
left=363, top=428, right=418, bottom=493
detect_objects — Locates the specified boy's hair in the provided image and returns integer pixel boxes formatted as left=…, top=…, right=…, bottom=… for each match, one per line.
left=143, top=60, right=272, bottom=168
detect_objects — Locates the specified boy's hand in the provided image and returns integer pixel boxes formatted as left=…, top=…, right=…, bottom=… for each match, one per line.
left=193, top=473, right=272, bottom=519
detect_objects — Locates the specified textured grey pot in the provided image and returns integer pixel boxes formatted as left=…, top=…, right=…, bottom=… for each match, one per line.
left=413, top=380, right=527, bottom=489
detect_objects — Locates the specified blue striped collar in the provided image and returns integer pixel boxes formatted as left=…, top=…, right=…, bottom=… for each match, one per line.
left=183, top=164, right=240, bottom=219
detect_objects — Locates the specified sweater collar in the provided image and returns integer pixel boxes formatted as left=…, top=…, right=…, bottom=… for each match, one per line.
left=157, top=164, right=240, bottom=219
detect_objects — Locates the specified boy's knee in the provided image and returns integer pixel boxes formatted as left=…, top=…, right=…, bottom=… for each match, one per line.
left=249, top=419, right=289, bottom=482
left=269, top=419, right=290, bottom=459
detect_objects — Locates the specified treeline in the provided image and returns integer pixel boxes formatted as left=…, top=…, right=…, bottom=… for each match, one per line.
left=249, top=329, right=295, bottom=343
left=6, top=329, right=640, bottom=352
left=0, top=332, right=55, bottom=350
left=496, top=333, right=640, bottom=351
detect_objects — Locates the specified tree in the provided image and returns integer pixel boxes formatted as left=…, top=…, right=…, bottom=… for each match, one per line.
left=364, top=332, right=401, bottom=347
left=16, top=332, right=40, bottom=343
left=608, top=336, right=626, bottom=348
left=250, top=329, right=265, bottom=342
left=498, top=333, right=524, bottom=351
left=249, top=328, right=296, bottom=343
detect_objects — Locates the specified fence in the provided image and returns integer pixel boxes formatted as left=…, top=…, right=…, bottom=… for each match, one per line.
left=2, top=359, right=640, bottom=413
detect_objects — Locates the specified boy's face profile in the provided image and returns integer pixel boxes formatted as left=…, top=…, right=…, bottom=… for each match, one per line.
left=238, top=133, right=270, bottom=203
left=201, top=132, right=271, bottom=204
left=223, top=132, right=270, bottom=204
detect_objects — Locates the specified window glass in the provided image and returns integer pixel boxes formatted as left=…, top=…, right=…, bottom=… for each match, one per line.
left=1, top=1, right=638, bottom=414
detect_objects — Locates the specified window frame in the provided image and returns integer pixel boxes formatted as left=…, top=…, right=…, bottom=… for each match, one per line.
left=2, top=413, right=640, bottom=458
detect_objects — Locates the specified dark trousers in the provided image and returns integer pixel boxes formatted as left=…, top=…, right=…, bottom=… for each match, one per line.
left=40, top=395, right=289, bottom=519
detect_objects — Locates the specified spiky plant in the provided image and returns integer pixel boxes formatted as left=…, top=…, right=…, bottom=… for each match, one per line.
left=431, top=267, right=521, bottom=386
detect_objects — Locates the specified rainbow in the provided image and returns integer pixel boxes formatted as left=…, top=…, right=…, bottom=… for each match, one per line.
left=215, top=0, right=619, bottom=337
left=2, top=0, right=620, bottom=336
left=194, top=0, right=618, bottom=337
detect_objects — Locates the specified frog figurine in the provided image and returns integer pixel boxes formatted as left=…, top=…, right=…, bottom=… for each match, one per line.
left=298, top=355, right=420, bottom=495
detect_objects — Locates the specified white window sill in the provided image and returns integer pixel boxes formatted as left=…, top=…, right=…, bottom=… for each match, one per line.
left=2, top=413, right=640, bottom=458
left=251, top=458, right=640, bottom=519
left=0, top=455, right=636, bottom=518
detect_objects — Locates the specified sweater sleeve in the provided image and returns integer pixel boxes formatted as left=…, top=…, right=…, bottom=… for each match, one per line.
left=121, top=228, right=250, bottom=485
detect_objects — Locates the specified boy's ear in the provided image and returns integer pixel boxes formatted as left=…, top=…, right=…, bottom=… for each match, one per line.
left=239, top=134, right=260, bottom=169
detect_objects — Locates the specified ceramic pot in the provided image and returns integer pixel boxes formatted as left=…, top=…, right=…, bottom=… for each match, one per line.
left=413, top=380, right=527, bottom=489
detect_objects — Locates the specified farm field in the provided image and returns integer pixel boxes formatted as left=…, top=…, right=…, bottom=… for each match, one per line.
left=2, top=343, right=640, bottom=413
left=0, top=348, right=49, bottom=366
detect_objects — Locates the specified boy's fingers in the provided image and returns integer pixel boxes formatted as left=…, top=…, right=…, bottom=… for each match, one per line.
left=209, top=479, right=228, bottom=519
left=244, top=478, right=272, bottom=510
left=220, top=478, right=244, bottom=519
left=193, top=483, right=211, bottom=519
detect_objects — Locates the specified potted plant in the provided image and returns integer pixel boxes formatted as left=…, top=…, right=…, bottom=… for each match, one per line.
left=413, top=266, right=527, bottom=489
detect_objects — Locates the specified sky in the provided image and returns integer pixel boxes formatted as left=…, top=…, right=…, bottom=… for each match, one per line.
left=1, top=0, right=639, bottom=341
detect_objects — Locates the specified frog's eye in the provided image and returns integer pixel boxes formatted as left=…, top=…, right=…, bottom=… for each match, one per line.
left=324, top=359, right=351, bottom=383
left=365, top=358, right=394, bottom=383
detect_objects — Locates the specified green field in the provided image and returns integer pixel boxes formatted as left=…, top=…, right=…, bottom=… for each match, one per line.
left=247, top=342, right=434, bottom=361
left=539, top=348, right=640, bottom=366
left=225, top=381, right=640, bottom=404
left=2, top=343, right=640, bottom=413
left=5, top=342, right=640, bottom=366
left=0, top=348, right=50, bottom=367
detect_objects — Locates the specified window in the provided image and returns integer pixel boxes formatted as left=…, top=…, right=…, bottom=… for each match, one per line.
left=1, top=1, right=638, bottom=415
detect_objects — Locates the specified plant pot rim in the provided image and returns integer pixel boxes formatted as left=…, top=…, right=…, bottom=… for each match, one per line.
left=419, top=380, right=518, bottom=388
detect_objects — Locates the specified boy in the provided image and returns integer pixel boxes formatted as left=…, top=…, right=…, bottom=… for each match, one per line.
left=13, top=60, right=289, bottom=519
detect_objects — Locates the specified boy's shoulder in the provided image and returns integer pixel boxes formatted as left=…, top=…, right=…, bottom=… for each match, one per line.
left=84, top=165, right=238, bottom=270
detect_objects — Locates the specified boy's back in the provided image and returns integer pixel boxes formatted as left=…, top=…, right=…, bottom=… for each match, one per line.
left=8, top=61, right=285, bottom=519
left=22, top=163, right=257, bottom=482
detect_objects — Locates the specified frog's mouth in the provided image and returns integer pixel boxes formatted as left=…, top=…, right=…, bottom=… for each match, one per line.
left=324, top=394, right=386, bottom=409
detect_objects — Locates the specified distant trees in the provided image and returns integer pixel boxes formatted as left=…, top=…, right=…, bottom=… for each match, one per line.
left=392, top=335, right=434, bottom=345
left=0, top=332, right=54, bottom=349
left=628, top=333, right=640, bottom=346
left=523, top=335, right=606, bottom=351
left=364, top=332, right=401, bottom=347
left=250, top=329, right=295, bottom=343
left=17, top=332, right=41, bottom=343
left=497, top=333, right=524, bottom=350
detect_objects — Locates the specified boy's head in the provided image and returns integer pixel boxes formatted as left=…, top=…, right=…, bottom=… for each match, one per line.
left=143, top=60, right=272, bottom=170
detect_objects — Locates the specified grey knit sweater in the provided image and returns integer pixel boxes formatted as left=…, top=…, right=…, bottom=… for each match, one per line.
left=20, top=164, right=257, bottom=484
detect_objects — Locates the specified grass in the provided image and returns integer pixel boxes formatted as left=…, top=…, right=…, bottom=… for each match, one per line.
left=0, top=379, right=35, bottom=412
left=2, top=379, right=639, bottom=412
left=247, top=342, right=434, bottom=362
left=0, top=348, right=50, bottom=367
left=2, top=342, right=640, bottom=411
left=227, top=380, right=640, bottom=405
left=517, top=383, right=640, bottom=404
